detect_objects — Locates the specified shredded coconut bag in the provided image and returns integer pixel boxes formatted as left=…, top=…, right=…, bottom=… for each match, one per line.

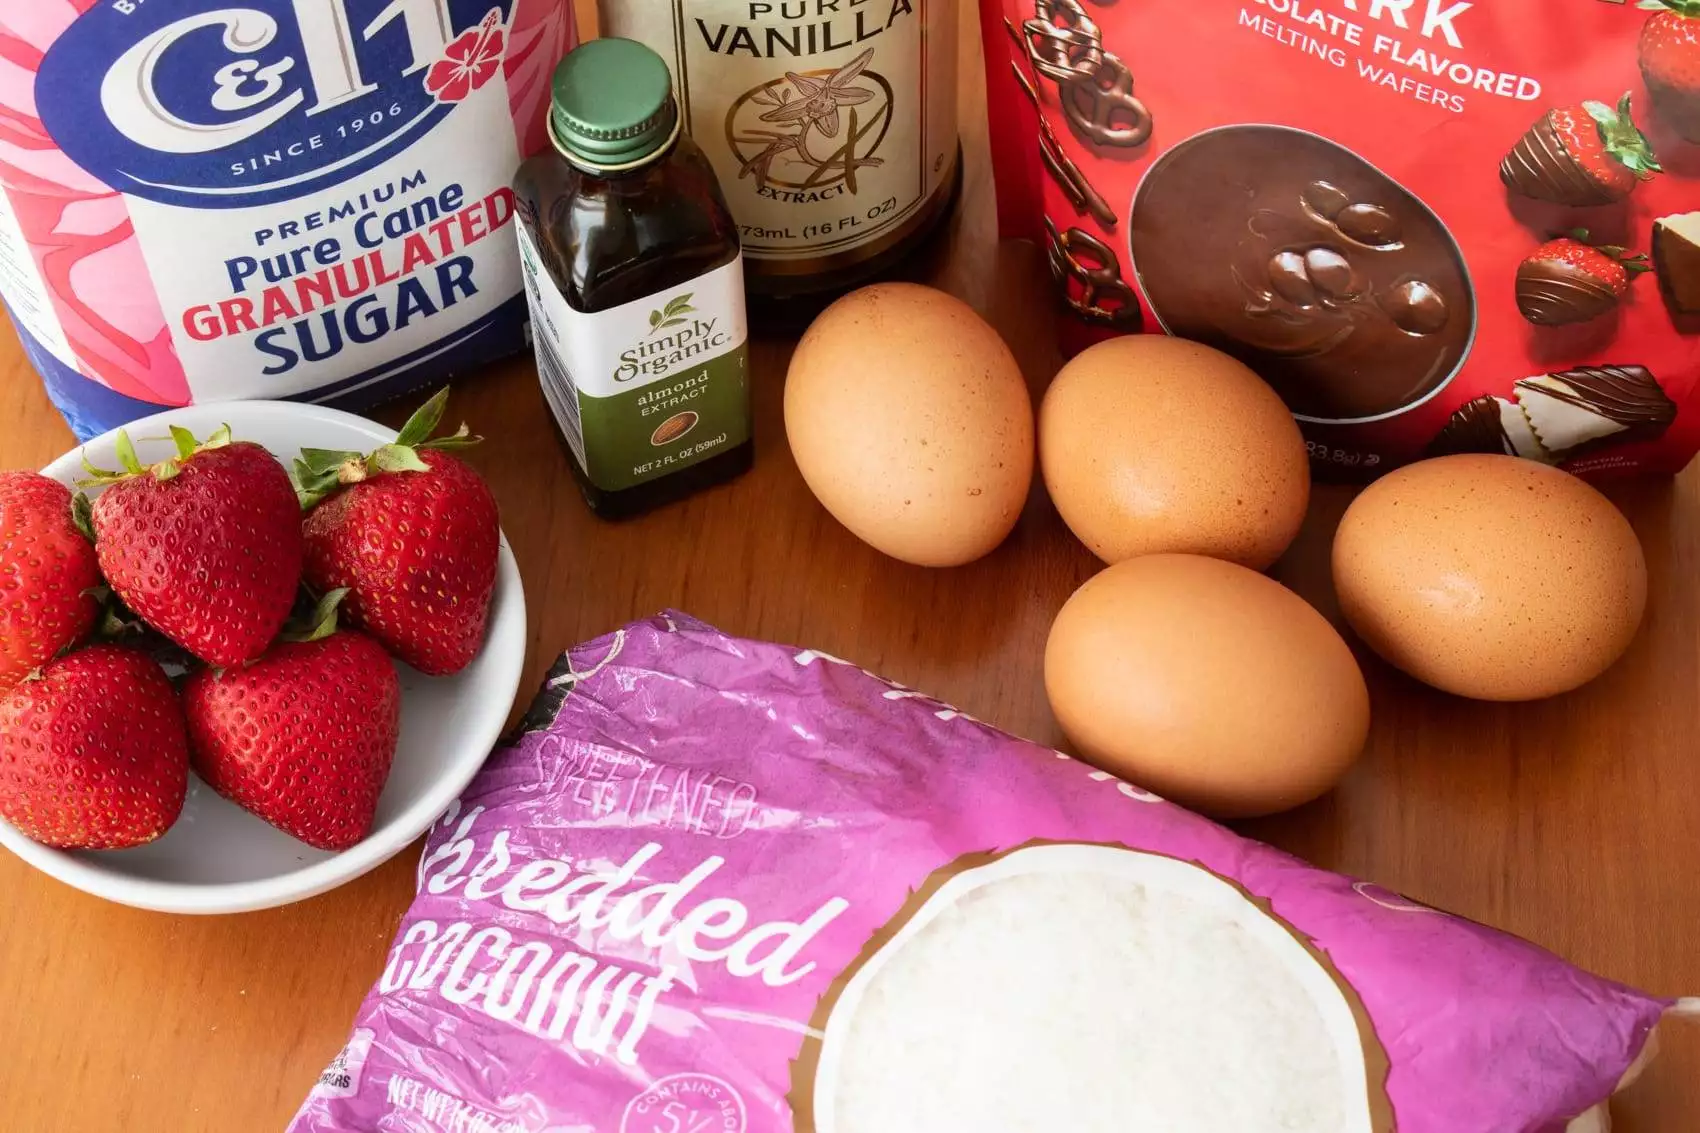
left=292, top=614, right=1689, bottom=1133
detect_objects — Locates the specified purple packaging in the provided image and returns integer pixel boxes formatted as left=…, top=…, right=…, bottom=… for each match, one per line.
left=292, top=613, right=1688, bottom=1133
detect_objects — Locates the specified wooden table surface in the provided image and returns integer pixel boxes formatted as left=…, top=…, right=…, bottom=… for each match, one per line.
left=3, top=4, right=1698, bottom=1130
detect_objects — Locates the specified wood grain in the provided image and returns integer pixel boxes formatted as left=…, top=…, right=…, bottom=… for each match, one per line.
left=1, top=2, right=1696, bottom=1129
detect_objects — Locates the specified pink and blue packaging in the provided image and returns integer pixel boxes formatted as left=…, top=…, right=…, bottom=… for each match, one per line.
left=0, top=1, right=574, bottom=440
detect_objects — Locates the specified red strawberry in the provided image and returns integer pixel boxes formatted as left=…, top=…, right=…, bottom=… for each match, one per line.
left=184, top=596, right=400, bottom=851
left=82, top=426, right=302, bottom=668
left=1500, top=94, right=1660, bottom=205
left=0, top=472, right=100, bottom=690
left=1640, top=1, right=1700, bottom=142
left=295, top=390, right=498, bottom=676
left=1516, top=230, right=1651, bottom=327
left=0, top=645, right=188, bottom=849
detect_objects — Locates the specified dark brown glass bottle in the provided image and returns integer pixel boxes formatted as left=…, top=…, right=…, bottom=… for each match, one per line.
left=513, top=38, right=752, bottom=520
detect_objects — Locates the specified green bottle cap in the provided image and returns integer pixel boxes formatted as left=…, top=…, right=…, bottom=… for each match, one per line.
left=549, top=38, right=680, bottom=172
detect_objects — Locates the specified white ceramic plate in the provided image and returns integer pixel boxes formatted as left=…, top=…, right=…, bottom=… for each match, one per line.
left=0, top=401, right=527, bottom=914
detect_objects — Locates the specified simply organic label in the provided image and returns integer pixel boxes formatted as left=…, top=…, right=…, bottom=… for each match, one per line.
left=601, top=0, right=959, bottom=263
left=518, top=228, right=751, bottom=492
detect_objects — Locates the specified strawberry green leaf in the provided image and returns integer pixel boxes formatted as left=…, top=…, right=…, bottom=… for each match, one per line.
left=114, top=430, right=143, bottom=476
left=371, top=444, right=431, bottom=474
left=76, top=451, right=123, bottom=488
left=70, top=492, right=95, bottom=543
left=280, top=585, right=350, bottom=639
left=168, top=425, right=198, bottom=461
left=291, top=458, right=340, bottom=511
left=420, top=422, right=484, bottom=451
left=1586, top=93, right=1662, bottom=179
left=99, top=606, right=137, bottom=640
left=281, top=587, right=348, bottom=643
left=395, top=388, right=449, bottom=449
left=300, top=448, right=363, bottom=475
left=88, top=587, right=149, bottom=645
left=202, top=424, right=233, bottom=450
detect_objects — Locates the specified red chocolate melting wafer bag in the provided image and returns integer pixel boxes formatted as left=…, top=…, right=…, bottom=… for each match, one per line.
left=980, top=0, right=1700, bottom=479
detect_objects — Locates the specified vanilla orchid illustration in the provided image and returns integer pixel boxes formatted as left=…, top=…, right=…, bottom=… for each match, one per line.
left=739, top=48, right=885, bottom=191
left=760, top=48, right=877, bottom=137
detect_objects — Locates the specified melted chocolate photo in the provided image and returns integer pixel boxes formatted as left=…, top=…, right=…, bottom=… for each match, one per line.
left=1130, top=126, right=1477, bottom=422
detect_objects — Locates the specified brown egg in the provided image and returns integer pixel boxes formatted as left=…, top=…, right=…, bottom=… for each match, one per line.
left=1045, top=554, right=1370, bottom=818
left=785, top=283, right=1034, bottom=567
left=1332, top=454, right=1646, bottom=701
left=1039, top=336, right=1310, bottom=569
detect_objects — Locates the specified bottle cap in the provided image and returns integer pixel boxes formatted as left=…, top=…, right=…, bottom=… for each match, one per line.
left=549, top=38, right=680, bottom=172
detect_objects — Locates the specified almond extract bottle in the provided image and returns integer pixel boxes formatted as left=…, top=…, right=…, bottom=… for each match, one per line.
left=514, top=38, right=752, bottom=519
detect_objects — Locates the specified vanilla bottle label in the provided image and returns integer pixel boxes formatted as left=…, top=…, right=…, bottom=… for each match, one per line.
left=518, top=226, right=750, bottom=492
left=600, top=0, right=960, bottom=272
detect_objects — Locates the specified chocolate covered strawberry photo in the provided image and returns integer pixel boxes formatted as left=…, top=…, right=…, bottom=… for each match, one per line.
left=1500, top=93, right=1660, bottom=206
left=1516, top=230, right=1651, bottom=326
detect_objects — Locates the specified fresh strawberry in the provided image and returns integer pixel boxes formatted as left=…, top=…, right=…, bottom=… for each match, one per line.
left=0, top=472, right=100, bottom=690
left=81, top=426, right=302, bottom=668
left=0, top=645, right=188, bottom=849
left=1516, top=230, right=1651, bottom=327
left=1500, top=94, right=1660, bottom=205
left=1640, top=1, right=1700, bottom=142
left=295, top=390, right=498, bottom=676
left=184, top=593, right=400, bottom=851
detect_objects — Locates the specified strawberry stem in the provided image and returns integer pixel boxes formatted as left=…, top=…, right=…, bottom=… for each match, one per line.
left=169, top=425, right=198, bottom=461
left=77, top=424, right=234, bottom=488
left=280, top=588, right=350, bottom=644
left=114, top=431, right=142, bottom=476
left=294, top=387, right=481, bottom=510
left=1583, top=92, right=1661, bottom=178
left=70, top=492, right=94, bottom=543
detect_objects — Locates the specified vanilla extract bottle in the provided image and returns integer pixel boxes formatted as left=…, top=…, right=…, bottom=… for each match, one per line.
left=599, top=0, right=964, bottom=327
left=513, top=38, right=753, bottom=519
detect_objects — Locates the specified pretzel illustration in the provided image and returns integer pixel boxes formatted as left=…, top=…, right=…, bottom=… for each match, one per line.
left=1045, top=218, right=1142, bottom=328
left=1060, top=52, right=1154, bottom=149
left=1010, top=59, right=1118, bottom=229
left=1022, top=0, right=1104, bottom=84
